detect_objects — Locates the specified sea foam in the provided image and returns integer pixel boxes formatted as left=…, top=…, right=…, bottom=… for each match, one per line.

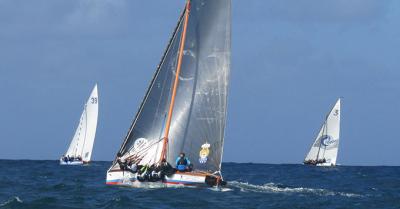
left=229, top=181, right=362, bottom=197
left=0, top=196, right=23, bottom=207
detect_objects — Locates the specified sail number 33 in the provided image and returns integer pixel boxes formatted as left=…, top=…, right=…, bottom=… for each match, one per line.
left=91, top=97, right=98, bottom=104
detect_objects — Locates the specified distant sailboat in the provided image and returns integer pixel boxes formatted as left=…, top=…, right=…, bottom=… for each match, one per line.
left=304, top=98, right=341, bottom=167
left=60, top=84, right=99, bottom=165
left=106, top=0, right=231, bottom=187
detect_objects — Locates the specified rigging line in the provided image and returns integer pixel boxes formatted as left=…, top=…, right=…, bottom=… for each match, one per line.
left=74, top=114, right=84, bottom=156
left=220, top=10, right=232, bottom=171
left=304, top=114, right=325, bottom=162
left=128, top=140, right=159, bottom=158
left=80, top=105, right=88, bottom=159
left=128, top=141, right=165, bottom=165
left=316, top=103, right=332, bottom=161
left=322, top=120, right=328, bottom=159
left=319, top=100, right=338, bottom=161
left=160, top=0, right=191, bottom=162
left=132, top=137, right=163, bottom=153
left=126, top=137, right=164, bottom=162
left=315, top=122, right=325, bottom=161
left=154, top=114, right=167, bottom=164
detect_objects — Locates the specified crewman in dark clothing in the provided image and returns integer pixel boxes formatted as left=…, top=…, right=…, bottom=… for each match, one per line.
left=116, top=152, right=127, bottom=170
left=158, top=159, right=175, bottom=177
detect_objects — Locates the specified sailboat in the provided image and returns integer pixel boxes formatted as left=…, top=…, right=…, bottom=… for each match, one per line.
left=60, top=84, right=99, bottom=165
left=106, top=0, right=231, bottom=187
left=304, top=98, right=341, bottom=167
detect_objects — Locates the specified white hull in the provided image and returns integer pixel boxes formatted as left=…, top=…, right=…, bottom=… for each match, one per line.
left=316, top=163, right=335, bottom=167
left=106, top=170, right=220, bottom=188
left=59, top=159, right=84, bottom=165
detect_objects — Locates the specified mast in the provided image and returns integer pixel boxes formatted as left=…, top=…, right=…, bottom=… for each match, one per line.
left=321, top=122, right=328, bottom=159
left=315, top=122, right=325, bottom=161
left=80, top=105, right=88, bottom=157
left=160, top=0, right=191, bottom=162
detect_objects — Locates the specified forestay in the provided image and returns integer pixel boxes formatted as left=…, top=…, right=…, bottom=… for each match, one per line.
left=111, top=0, right=231, bottom=174
left=305, top=98, right=341, bottom=165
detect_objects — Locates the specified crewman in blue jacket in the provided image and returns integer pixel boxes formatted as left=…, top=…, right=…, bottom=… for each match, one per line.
left=175, top=152, right=191, bottom=172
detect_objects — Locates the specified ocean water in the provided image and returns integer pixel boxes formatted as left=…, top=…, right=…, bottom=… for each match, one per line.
left=0, top=160, right=399, bottom=209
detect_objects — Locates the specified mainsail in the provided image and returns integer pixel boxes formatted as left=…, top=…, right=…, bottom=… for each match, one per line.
left=304, top=98, right=341, bottom=165
left=110, top=0, right=231, bottom=174
left=64, top=84, right=99, bottom=162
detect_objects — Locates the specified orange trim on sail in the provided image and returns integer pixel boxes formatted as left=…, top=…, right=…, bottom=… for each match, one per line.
left=160, top=1, right=191, bottom=162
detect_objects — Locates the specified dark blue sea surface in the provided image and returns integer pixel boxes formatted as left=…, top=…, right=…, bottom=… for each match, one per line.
left=0, top=160, right=399, bottom=209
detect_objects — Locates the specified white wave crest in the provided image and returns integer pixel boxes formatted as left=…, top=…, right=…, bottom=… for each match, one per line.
left=0, top=196, right=23, bottom=207
left=229, top=181, right=362, bottom=197
left=207, top=187, right=233, bottom=192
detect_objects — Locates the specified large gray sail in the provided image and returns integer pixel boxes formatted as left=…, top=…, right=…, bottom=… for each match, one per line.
left=109, top=0, right=231, bottom=174
left=166, top=0, right=231, bottom=173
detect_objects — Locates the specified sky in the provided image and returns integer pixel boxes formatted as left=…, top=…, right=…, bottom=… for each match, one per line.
left=0, top=0, right=399, bottom=165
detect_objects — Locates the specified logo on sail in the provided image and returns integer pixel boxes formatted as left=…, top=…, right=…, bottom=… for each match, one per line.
left=199, top=143, right=210, bottom=164
left=133, top=138, right=148, bottom=150
left=320, top=135, right=337, bottom=147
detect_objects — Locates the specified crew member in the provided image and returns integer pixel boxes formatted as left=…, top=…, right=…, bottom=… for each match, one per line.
left=175, top=152, right=191, bottom=172
left=116, top=152, right=127, bottom=170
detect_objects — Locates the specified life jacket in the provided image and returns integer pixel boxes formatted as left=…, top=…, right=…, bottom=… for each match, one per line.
left=176, top=157, right=188, bottom=171
left=177, top=157, right=188, bottom=165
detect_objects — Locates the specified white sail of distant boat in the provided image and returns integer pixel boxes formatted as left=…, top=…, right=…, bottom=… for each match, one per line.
left=106, top=0, right=231, bottom=187
left=60, top=84, right=99, bottom=165
left=304, top=98, right=341, bottom=166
